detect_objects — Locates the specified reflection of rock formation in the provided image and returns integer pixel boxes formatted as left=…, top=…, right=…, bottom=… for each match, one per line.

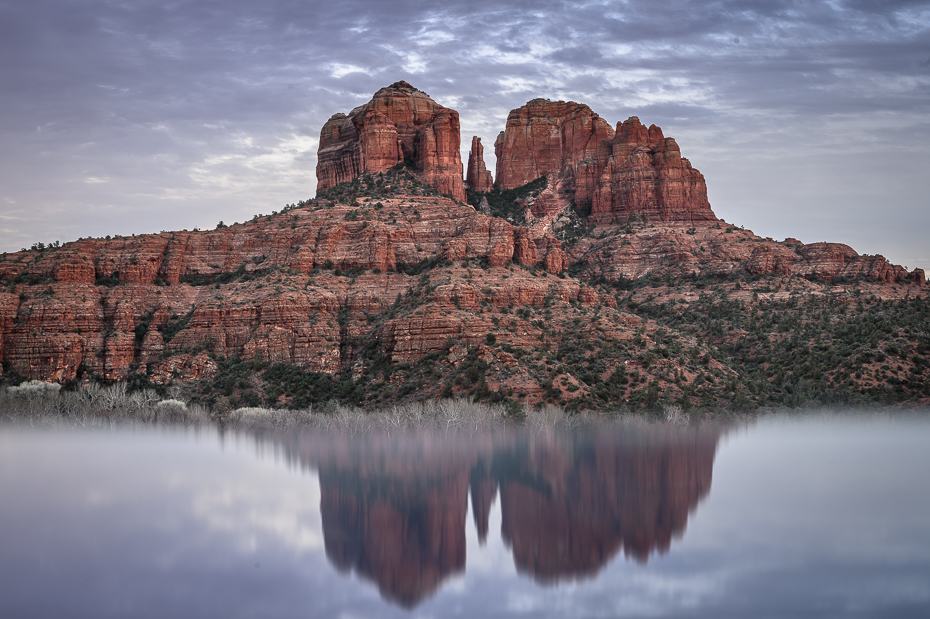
left=319, top=469, right=469, bottom=607
left=304, top=435, right=491, bottom=607
left=469, top=463, right=498, bottom=544
left=294, top=426, right=720, bottom=606
left=496, top=428, right=719, bottom=581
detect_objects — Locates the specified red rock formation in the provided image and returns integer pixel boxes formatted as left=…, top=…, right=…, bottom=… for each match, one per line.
left=0, top=184, right=586, bottom=385
left=591, top=117, right=716, bottom=223
left=569, top=219, right=926, bottom=285
left=316, top=82, right=466, bottom=202
left=494, top=100, right=715, bottom=223
left=0, top=90, right=924, bottom=396
left=793, top=242, right=918, bottom=283
left=465, top=136, right=493, bottom=193
left=494, top=99, right=614, bottom=197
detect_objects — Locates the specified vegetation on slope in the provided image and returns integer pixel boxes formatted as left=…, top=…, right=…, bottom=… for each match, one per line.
left=1, top=172, right=927, bottom=418
left=316, top=162, right=449, bottom=203
left=619, top=282, right=930, bottom=409
left=466, top=176, right=548, bottom=224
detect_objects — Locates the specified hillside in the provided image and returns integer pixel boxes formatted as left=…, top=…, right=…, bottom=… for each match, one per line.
left=1, top=83, right=927, bottom=413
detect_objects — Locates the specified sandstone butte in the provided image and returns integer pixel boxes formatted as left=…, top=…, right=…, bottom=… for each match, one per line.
left=493, top=99, right=716, bottom=224
left=0, top=82, right=926, bottom=409
left=316, top=81, right=466, bottom=202
left=291, top=425, right=720, bottom=605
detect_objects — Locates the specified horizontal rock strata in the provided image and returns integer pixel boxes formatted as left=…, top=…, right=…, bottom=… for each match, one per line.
left=569, top=220, right=926, bottom=284
left=0, top=192, right=578, bottom=384
left=0, top=84, right=924, bottom=401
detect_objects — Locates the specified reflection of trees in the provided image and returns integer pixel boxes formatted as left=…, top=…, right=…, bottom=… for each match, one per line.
left=291, top=425, right=720, bottom=606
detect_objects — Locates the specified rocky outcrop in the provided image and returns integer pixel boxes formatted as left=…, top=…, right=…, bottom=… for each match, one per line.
left=465, top=136, right=493, bottom=193
left=0, top=87, right=924, bottom=398
left=494, top=100, right=615, bottom=198
left=569, top=220, right=927, bottom=285
left=590, top=117, right=716, bottom=223
left=316, top=82, right=466, bottom=201
left=494, top=99, right=715, bottom=223
left=794, top=243, right=922, bottom=283
left=0, top=186, right=585, bottom=384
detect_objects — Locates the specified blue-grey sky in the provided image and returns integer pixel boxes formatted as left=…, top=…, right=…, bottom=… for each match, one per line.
left=1, top=0, right=928, bottom=270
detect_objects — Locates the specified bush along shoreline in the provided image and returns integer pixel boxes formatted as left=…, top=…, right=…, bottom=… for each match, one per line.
left=1, top=379, right=757, bottom=433
left=4, top=380, right=926, bottom=438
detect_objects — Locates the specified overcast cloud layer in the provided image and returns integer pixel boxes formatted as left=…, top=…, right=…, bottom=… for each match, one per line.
left=1, top=0, right=928, bottom=269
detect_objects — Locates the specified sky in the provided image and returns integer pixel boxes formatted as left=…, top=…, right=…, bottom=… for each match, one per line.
left=1, top=0, right=928, bottom=271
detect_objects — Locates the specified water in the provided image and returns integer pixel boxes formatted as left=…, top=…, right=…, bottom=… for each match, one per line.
left=1, top=415, right=929, bottom=618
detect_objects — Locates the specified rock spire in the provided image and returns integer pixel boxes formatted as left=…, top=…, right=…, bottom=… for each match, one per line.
left=465, top=136, right=493, bottom=193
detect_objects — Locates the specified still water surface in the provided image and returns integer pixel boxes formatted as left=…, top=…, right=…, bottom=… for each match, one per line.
left=1, top=415, right=929, bottom=618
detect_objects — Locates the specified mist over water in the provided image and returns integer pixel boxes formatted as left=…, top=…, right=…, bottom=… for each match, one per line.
left=1, top=413, right=929, bottom=618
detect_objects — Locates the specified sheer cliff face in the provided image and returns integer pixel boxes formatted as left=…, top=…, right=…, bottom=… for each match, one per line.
left=590, top=117, right=716, bottom=223
left=316, top=82, right=466, bottom=202
left=494, top=99, right=615, bottom=202
left=494, top=100, right=716, bottom=223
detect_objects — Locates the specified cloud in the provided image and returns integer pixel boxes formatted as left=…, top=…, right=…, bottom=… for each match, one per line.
left=1, top=0, right=928, bottom=268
